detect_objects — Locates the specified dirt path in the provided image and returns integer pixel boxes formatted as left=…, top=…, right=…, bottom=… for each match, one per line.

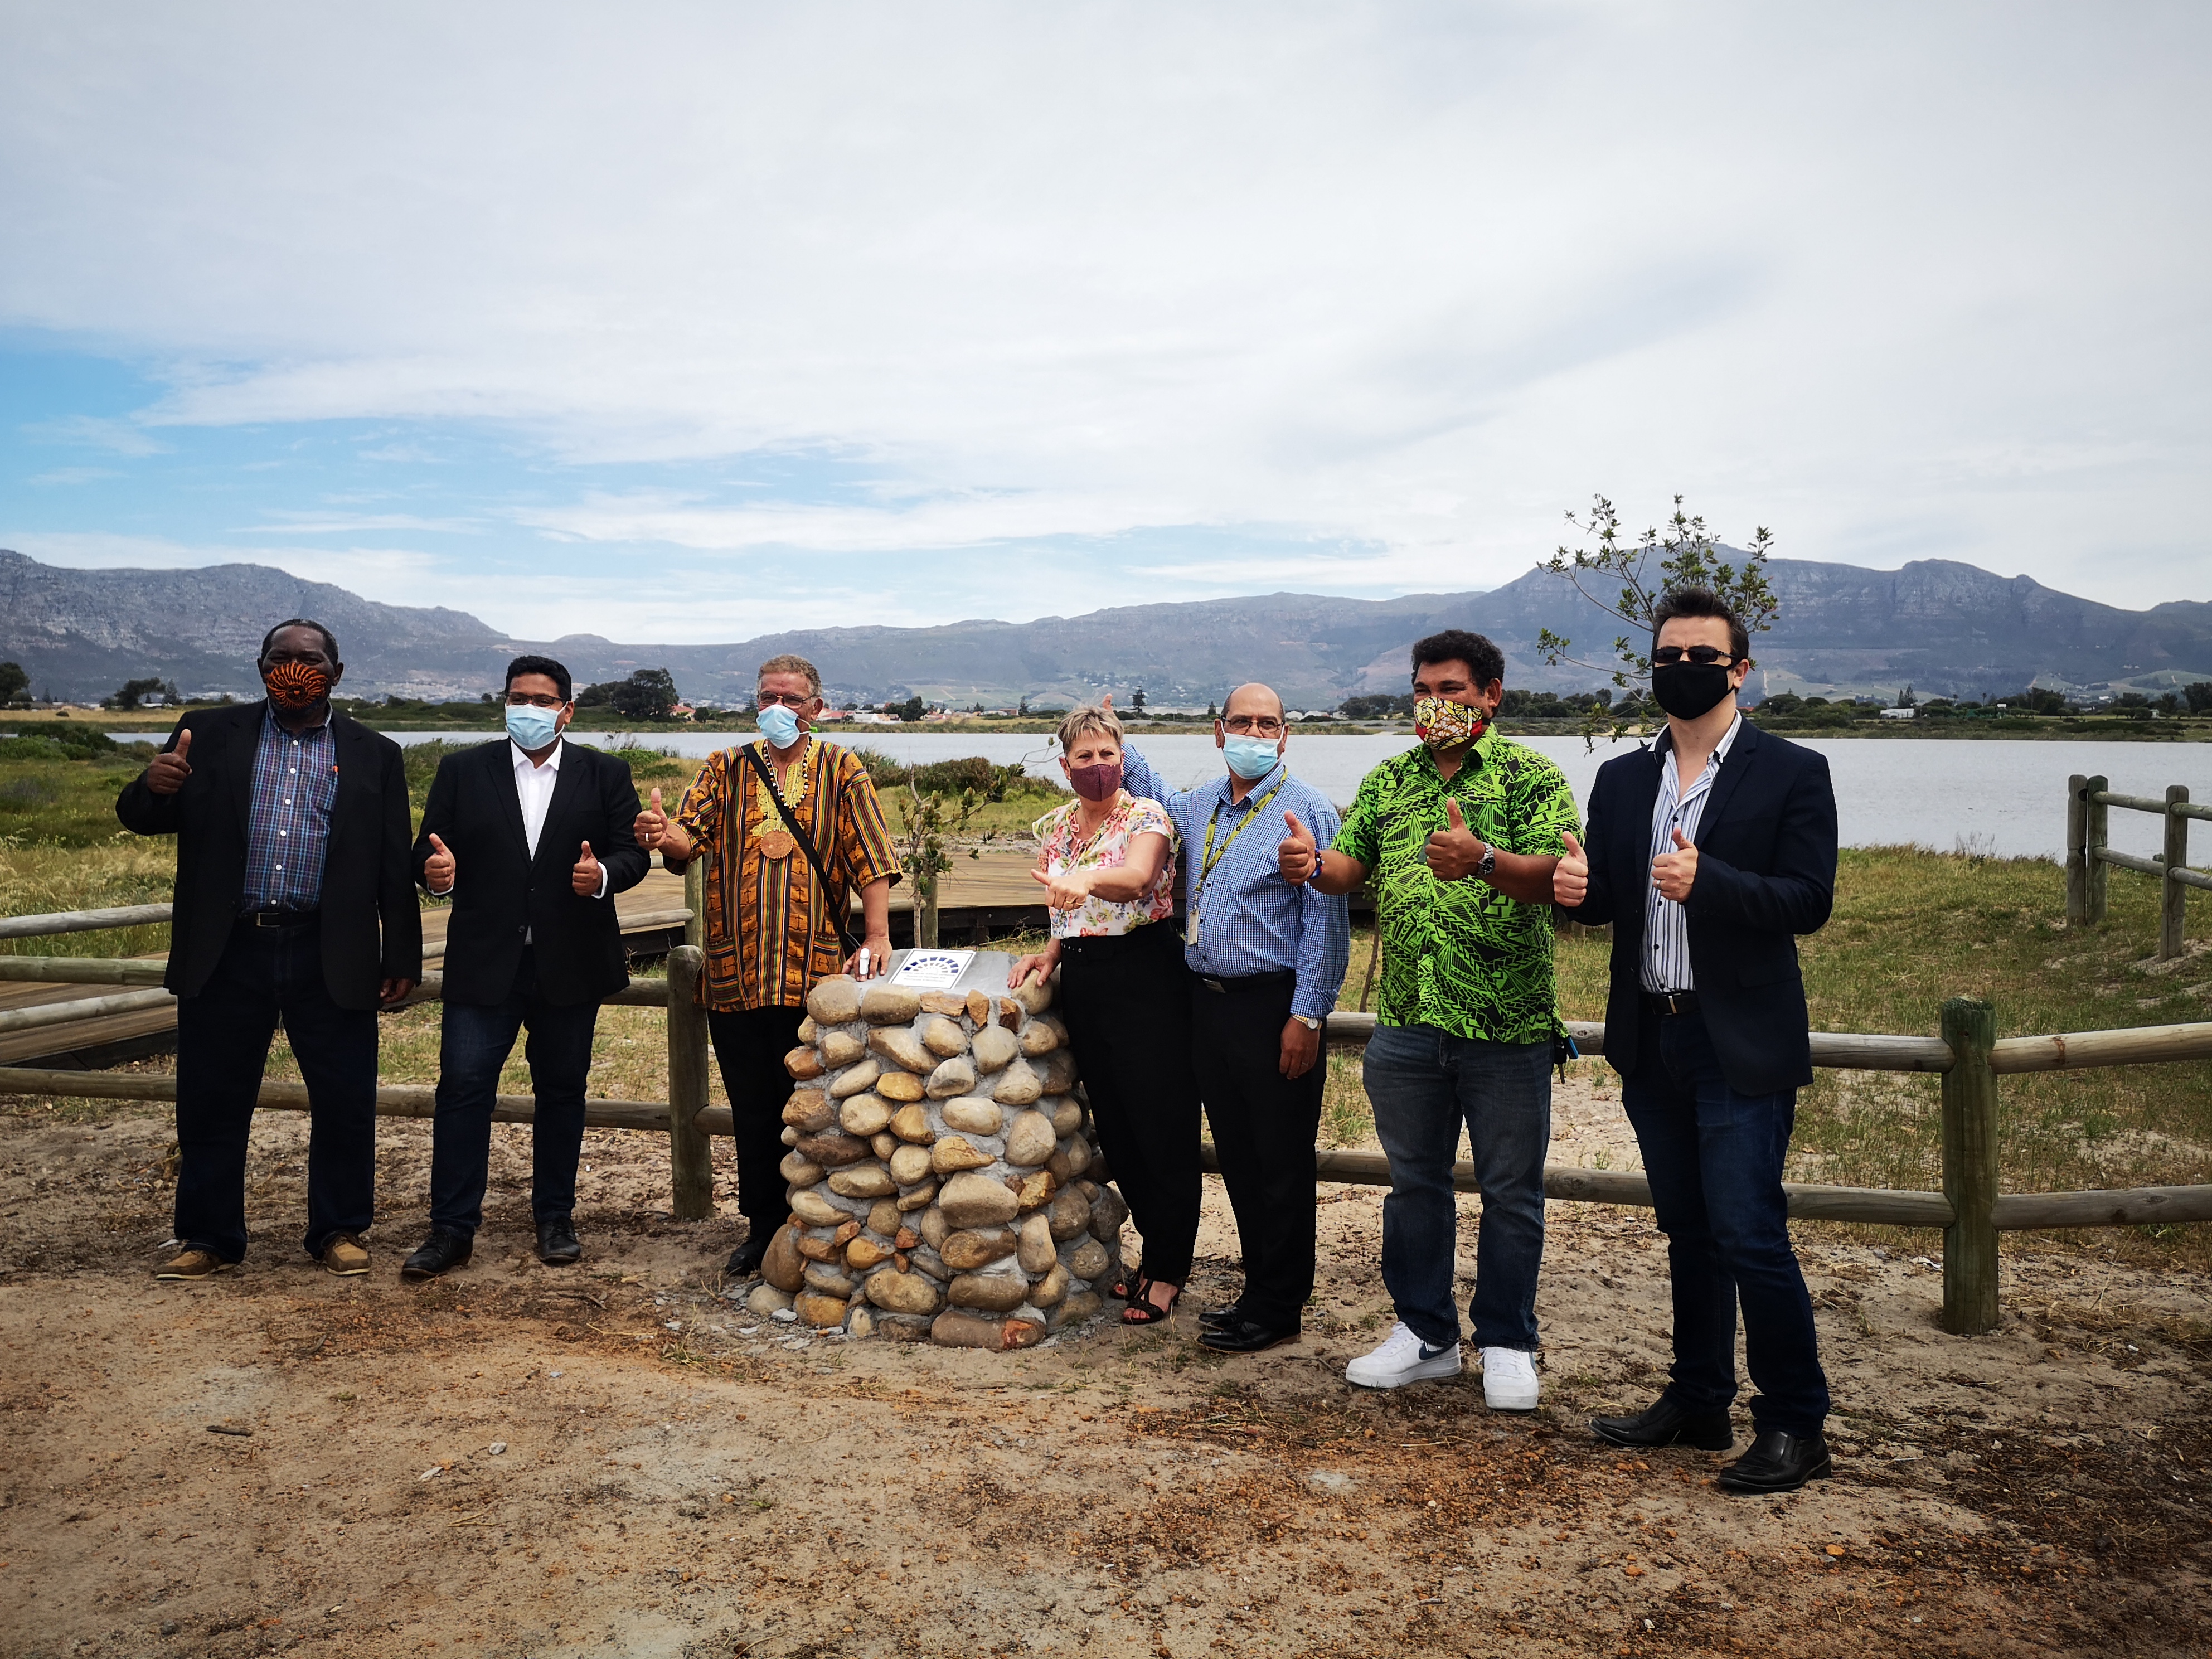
left=3, top=1086, right=2208, bottom=1658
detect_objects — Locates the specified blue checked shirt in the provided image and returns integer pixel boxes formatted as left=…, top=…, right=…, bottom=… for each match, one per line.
left=1119, top=744, right=1351, bottom=1020
left=240, top=707, right=340, bottom=911
left=1641, top=712, right=1742, bottom=993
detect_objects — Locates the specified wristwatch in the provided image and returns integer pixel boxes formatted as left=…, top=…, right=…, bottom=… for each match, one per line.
left=1292, top=1013, right=1322, bottom=1031
left=1472, top=843, right=1498, bottom=883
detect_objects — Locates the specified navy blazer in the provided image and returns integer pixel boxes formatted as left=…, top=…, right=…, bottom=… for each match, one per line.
left=116, top=701, right=423, bottom=1010
left=411, top=737, right=648, bottom=1008
left=1560, top=719, right=1837, bottom=1095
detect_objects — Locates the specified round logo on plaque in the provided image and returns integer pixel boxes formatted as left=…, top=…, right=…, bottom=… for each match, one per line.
left=757, top=828, right=797, bottom=861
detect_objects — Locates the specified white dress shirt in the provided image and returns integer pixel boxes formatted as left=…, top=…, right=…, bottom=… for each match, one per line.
left=1641, top=713, right=1742, bottom=994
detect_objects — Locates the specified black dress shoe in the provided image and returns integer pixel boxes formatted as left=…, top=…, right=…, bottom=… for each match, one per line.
left=724, top=1238, right=770, bottom=1280
left=536, top=1218, right=581, bottom=1266
left=1198, top=1318, right=1301, bottom=1354
left=1716, top=1429, right=1832, bottom=1494
left=1199, top=1302, right=1244, bottom=1332
left=401, top=1228, right=472, bottom=1282
left=1590, top=1395, right=1735, bottom=1452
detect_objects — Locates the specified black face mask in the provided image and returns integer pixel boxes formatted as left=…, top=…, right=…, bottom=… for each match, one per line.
left=1651, top=661, right=1735, bottom=720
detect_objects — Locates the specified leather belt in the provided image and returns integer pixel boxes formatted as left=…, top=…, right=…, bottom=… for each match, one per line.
left=242, top=908, right=319, bottom=928
left=1645, top=990, right=1700, bottom=1016
left=1199, top=969, right=1296, bottom=994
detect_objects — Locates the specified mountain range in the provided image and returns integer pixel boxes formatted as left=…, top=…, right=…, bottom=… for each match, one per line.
left=2, top=547, right=2208, bottom=709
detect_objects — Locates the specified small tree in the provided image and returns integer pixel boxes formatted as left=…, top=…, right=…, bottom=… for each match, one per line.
left=109, top=676, right=168, bottom=710
left=1537, top=494, right=1777, bottom=744
left=1898, top=683, right=1917, bottom=709
left=0, top=661, right=28, bottom=706
left=895, top=695, right=926, bottom=724
left=888, top=763, right=1023, bottom=947
left=1131, top=686, right=1147, bottom=714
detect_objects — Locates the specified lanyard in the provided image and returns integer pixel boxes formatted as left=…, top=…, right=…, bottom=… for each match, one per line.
left=1193, top=777, right=1287, bottom=906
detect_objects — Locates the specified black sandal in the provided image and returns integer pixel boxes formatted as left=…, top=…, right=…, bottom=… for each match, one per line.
left=1120, top=1277, right=1181, bottom=1326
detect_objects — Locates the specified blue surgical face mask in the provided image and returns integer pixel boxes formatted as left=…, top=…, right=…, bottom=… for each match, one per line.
left=756, top=701, right=803, bottom=748
left=505, top=703, right=562, bottom=750
left=1221, top=735, right=1283, bottom=782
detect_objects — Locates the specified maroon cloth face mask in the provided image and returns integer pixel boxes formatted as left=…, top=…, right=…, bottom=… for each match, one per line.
left=1068, top=761, right=1122, bottom=802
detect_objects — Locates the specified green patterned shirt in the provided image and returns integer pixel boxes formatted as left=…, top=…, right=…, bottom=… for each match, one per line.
left=1337, top=729, right=1581, bottom=1045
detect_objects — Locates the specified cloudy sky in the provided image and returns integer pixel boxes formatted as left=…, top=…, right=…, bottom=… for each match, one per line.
left=2, top=2, right=2206, bottom=642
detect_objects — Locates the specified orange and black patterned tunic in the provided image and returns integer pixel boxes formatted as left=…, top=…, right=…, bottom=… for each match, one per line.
left=673, top=736, right=901, bottom=1010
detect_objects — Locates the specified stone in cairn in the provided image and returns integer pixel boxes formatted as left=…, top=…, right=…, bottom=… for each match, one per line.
left=771, top=955, right=1118, bottom=1347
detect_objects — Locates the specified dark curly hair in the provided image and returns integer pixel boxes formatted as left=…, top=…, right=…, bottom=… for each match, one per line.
left=1409, top=628, right=1505, bottom=687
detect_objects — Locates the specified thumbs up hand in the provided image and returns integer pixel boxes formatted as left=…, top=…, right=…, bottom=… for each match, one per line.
left=572, top=839, right=605, bottom=898
left=1424, top=795, right=1487, bottom=882
left=1553, top=828, right=1590, bottom=906
left=423, top=832, right=457, bottom=894
left=634, top=784, right=677, bottom=853
left=1651, top=825, right=1699, bottom=901
left=1277, top=809, right=1318, bottom=884
left=145, top=727, right=192, bottom=795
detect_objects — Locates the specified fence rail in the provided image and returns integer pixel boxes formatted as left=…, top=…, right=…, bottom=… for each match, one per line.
left=2067, top=773, right=2206, bottom=958
left=0, top=904, right=2208, bottom=1335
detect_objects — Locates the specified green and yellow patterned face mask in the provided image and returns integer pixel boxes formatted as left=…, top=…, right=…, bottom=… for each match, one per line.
left=1413, top=695, right=1486, bottom=750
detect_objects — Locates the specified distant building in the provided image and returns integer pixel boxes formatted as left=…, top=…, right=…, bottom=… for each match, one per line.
left=1880, top=706, right=1916, bottom=720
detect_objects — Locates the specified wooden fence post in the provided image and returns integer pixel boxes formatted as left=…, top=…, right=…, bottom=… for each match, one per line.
left=683, top=857, right=704, bottom=949
left=665, top=944, right=715, bottom=1221
left=2084, top=775, right=2109, bottom=925
left=1941, top=996, right=2001, bottom=1335
left=2065, top=774, right=2089, bottom=925
left=2161, top=785, right=2190, bottom=962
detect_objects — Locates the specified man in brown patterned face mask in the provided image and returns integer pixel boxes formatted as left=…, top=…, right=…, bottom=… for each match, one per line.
left=118, top=619, right=420, bottom=1283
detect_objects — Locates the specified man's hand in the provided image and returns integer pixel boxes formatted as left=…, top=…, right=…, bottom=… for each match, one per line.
left=845, top=933, right=894, bottom=979
left=423, top=832, right=455, bottom=894
left=572, top=840, right=604, bottom=897
left=1553, top=829, right=1589, bottom=907
left=634, top=785, right=688, bottom=857
left=1277, top=810, right=1318, bottom=885
left=1652, top=826, right=1699, bottom=902
left=1279, top=1016, right=1321, bottom=1080
left=378, top=976, right=416, bottom=1010
left=1031, top=864, right=1093, bottom=911
left=1424, top=798, right=1487, bottom=882
left=145, top=729, right=192, bottom=796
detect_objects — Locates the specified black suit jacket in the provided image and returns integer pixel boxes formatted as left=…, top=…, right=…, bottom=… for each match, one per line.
left=115, top=701, right=423, bottom=1010
left=1560, top=719, right=1837, bottom=1095
left=412, top=738, right=648, bottom=1007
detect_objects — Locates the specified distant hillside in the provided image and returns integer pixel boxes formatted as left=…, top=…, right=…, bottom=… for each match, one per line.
left=1, top=547, right=2206, bottom=707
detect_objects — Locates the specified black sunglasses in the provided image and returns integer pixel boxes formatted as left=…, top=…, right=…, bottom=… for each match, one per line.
left=1653, top=646, right=1738, bottom=667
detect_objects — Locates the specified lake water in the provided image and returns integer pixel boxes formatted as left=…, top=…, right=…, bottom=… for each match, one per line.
left=114, top=726, right=2204, bottom=862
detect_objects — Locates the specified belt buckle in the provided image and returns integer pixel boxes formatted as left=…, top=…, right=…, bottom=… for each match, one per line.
left=1201, top=976, right=1226, bottom=993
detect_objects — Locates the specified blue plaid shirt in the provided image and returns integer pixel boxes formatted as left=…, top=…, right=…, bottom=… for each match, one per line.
left=1120, top=744, right=1351, bottom=1020
left=240, top=707, right=339, bottom=911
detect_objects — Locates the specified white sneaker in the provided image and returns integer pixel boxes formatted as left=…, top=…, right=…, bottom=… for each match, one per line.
left=1481, top=1346, right=1540, bottom=1411
left=1345, top=1322, right=1463, bottom=1389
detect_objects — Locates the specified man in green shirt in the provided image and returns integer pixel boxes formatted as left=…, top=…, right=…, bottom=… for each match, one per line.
left=1280, top=629, right=1578, bottom=1406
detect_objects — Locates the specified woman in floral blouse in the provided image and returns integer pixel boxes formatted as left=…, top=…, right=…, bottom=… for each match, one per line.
left=1011, top=704, right=1200, bottom=1325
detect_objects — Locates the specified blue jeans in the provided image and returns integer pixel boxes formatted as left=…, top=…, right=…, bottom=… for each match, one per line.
left=1621, top=1005, right=1831, bottom=1436
left=429, top=948, right=599, bottom=1239
left=1362, top=1022, right=1551, bottom=1351
left=173, top=915, right=379, bottom=1263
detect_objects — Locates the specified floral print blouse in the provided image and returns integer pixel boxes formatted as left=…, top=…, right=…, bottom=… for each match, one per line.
left=1033, top=792, right=1180, bottom=939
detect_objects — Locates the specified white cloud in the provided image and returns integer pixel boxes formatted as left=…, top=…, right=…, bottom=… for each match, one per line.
left=1, top=1, right=2208, bottom=622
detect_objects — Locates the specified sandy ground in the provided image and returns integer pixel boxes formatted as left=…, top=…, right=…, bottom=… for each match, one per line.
left=3, top=1076, right=2209, bottom=1659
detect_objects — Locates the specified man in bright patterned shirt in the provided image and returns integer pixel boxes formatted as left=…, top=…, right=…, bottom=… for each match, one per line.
left=1118, top=682, right=1350, bottom=1355
left=634, top=653, right=901, bottom=1280
left=1279, top=629, right=1577, bottom=1407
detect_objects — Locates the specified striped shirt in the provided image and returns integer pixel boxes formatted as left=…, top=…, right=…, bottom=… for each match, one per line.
left=1641, top=714, right=1743, bottom=993
left=1118, top=745, right=1350, bottom=1020
left=674, top=736, right=901, bottom=1010
left=240, top=707, right=339, bottom=912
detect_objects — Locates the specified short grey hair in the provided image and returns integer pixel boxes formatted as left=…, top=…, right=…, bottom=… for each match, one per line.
left=755, top=653, right=822, bottom=697
left=1056, top=703, right=1123, bottom=753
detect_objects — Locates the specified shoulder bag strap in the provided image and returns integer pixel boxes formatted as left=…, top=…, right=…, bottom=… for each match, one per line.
left=740, top=743, right=863, bottom=955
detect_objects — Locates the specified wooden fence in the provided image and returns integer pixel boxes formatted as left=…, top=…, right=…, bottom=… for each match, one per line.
left=3, top=904, right=2210, bottom=1335
left=2067, top=772, right=2211, bottom=959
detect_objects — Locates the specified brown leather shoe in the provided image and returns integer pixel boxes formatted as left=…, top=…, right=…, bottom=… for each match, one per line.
left=320, top=1234, right=371, bottom=1276
left=154, top=1247, right=236, bottom=1281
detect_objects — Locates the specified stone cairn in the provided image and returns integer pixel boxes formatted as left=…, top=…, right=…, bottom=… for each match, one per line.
left=751, top=959, right=1123, bottom=1348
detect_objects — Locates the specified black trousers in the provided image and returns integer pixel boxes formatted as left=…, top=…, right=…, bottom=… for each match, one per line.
left=429, top=947, right=599, bottom=1240
left=707, top=1003, right=808, bottom=1238
left=173, top=915, right=379, bottom=1263
left=1191, top=974, right=1324, bottom=1331
left=1058, top=923, right=1202, bottom=1284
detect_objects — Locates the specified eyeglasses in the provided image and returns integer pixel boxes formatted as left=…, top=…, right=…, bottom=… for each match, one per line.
left=755, top=691, right=815, bottom=709
left=1652, top=646, right=1739, bottom=667
left=1221, top=715, right=1286, bottom=735
left=505, top=692, right=567, bottom=709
